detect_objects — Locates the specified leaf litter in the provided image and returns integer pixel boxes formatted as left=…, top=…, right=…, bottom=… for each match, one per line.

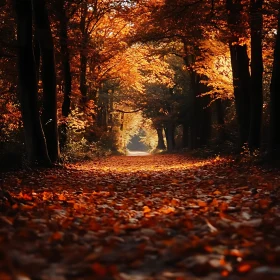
left=0, top=154, right=280, bottom=279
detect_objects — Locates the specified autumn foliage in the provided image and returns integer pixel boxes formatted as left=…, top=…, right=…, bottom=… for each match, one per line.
left=0, top=0, right=280, bottom=165
left=1, top=155, right=280, bottom=279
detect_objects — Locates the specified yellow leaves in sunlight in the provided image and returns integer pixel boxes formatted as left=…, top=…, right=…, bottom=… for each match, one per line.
left=213, top=190, right=221, bottom=195
left=158, top=206, right=175, bottom=214
left=143, top=205, right=151, bottom=214
left=42, top=191, right=53, bottom=201
left=18, top=192, right=32, bottom=201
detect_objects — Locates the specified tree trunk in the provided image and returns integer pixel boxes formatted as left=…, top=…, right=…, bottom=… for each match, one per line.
left=13, top=0, right=51, bottom=166
left=58, top=0, right=72, bottom=149
left=33, top=0, right=60, bottom=162
left=248, top=0, right=263, bottom=150
left=182, top=122, right=189, bottom=148
left=156, top=127, right=166, bottom=150
left=164, top=122, right=175, bottom=152
left=188, top=71, right=211, bottom=149
left=188, top=71, right=199, bottom=149
left=80, top=3, right=88, bottom=103
left=229, top=44, right=251, bottom=147
left=269, top=7, right=280, bottom=158
left=226, top=0, right=251, bottom=148
left=215, top=98, right=226, bottom=142
left=199, top=85, right=212, bottom=146
left=33, top=35, right=40, bottom=81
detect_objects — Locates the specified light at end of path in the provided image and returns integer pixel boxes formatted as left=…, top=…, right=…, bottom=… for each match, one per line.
left=126, top=151, right=150, bottom=156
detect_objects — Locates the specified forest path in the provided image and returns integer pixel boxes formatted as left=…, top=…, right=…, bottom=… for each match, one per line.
left=126, top=150, right=150, bottom=156
left=1, top=155, right=280, bottom=280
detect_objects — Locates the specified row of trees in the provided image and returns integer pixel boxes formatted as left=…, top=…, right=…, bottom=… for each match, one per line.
left=0, top=0, right=280, bottom=167
left=129, top=0, right=280, bottom=155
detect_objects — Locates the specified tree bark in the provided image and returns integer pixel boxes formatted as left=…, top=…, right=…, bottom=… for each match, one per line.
left=13, top=0, right=51, bottom=166
left=156, top=127, right=166, bottom=150
left=58, top=0, right=72, bottom=149
left=33, top=0, right=60, bottom=162
left=200, top=101, right=212, bottom=146
left=188, top=71, right=211, bottom=149
left=182, top=122, right=189, bottom=148
left=188, top=70, right=199, bottom=149
left=164, top=122, right=175, bottom=152
left=229, top=44, right=251, bottom=147
left=80, top=2, right=88, bottom=103
left=248, top=0, right=263, bottom=150
left=227, top=0, right=251, bottom=148
left=269, top=7, right=280, bottom=158
left=215, top=98, right=226, bottom=143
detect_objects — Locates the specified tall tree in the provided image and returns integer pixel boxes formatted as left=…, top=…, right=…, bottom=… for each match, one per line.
left=79, top=1, right=88, bottom=103
left=56, top=0, right=72, bottom=149
left=248, top=0, right=263, bottom=150
left=13, top=0, right=51, bottom=166
left=269, top=6, right=280, bottom=158
left=33, top=0, right=60, bottom=162
left=226, top=0, right=251, bottom=147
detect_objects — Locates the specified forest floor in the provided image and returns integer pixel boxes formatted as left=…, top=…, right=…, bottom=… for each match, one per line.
left=0, top=154, right=280, bottom=280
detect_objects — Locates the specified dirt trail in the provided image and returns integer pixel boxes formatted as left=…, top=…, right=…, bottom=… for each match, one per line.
left=1, top=155, right=280, bottom=279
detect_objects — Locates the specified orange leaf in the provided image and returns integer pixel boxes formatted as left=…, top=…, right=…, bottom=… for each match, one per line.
left=92, top=262, right=107, bottom=276
left=204, top=245, right=213, bottom=253
left=238, top=263, right=251, bottom=273
left=58, top=194, right=66, bottom=201
left=213, top=190, right=221, bottom=195
left=220, top=202, right=228, bottom=211
left=259, top=199, right=270, bottom=209
left=51, top=231, right=63, bottom=241
left=220, top=258, right=226, bottom=266
left=143, top=206, right=151, bottom=213
left=159, top=206, right=175, bottom=214
left=19, top=192, right=32, bottom=201
left=221, top=270, right=229, bottom=277
left=197, top=200, right=207, bottom=207
left=211, top=198, right=219, bottom=207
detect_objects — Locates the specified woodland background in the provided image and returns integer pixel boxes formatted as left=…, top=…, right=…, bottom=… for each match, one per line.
left=0, top=0, right=280, bottom=168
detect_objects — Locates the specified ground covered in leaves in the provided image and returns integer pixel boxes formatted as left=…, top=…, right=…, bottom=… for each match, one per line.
left=1, top=154, right=280, bottom=280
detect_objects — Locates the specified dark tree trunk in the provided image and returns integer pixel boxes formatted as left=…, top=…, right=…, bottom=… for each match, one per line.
left=80, top=3, right=88, bottom=103
left=200, top=96, right=212, bottom=146
left=182, top=122, right=189, bottom=148
left=156, top=127, right=166, bottom=150
left=58, top=0, right=72, bottom=149
left=229, top=44, right=251, bottom=147
left=215, top=98, right=226, bottom=142
left=97, top=90, right=109, bottom=129
left=188, top=71, right=211, bottom=149
left=248, top=0, right=263, bottom=150
left=269, top=7, right=280, bottom=158
left=226, top=0, right=251, bottom=148
left=33, top=0, right=60, bottom=162
left=188, top=71, right=199, bottom=149
left=13, top=0, right=51, bottom=166
left=164, top=122, right=175, bottom=152
left=33, top=35, right=40, bottom=81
